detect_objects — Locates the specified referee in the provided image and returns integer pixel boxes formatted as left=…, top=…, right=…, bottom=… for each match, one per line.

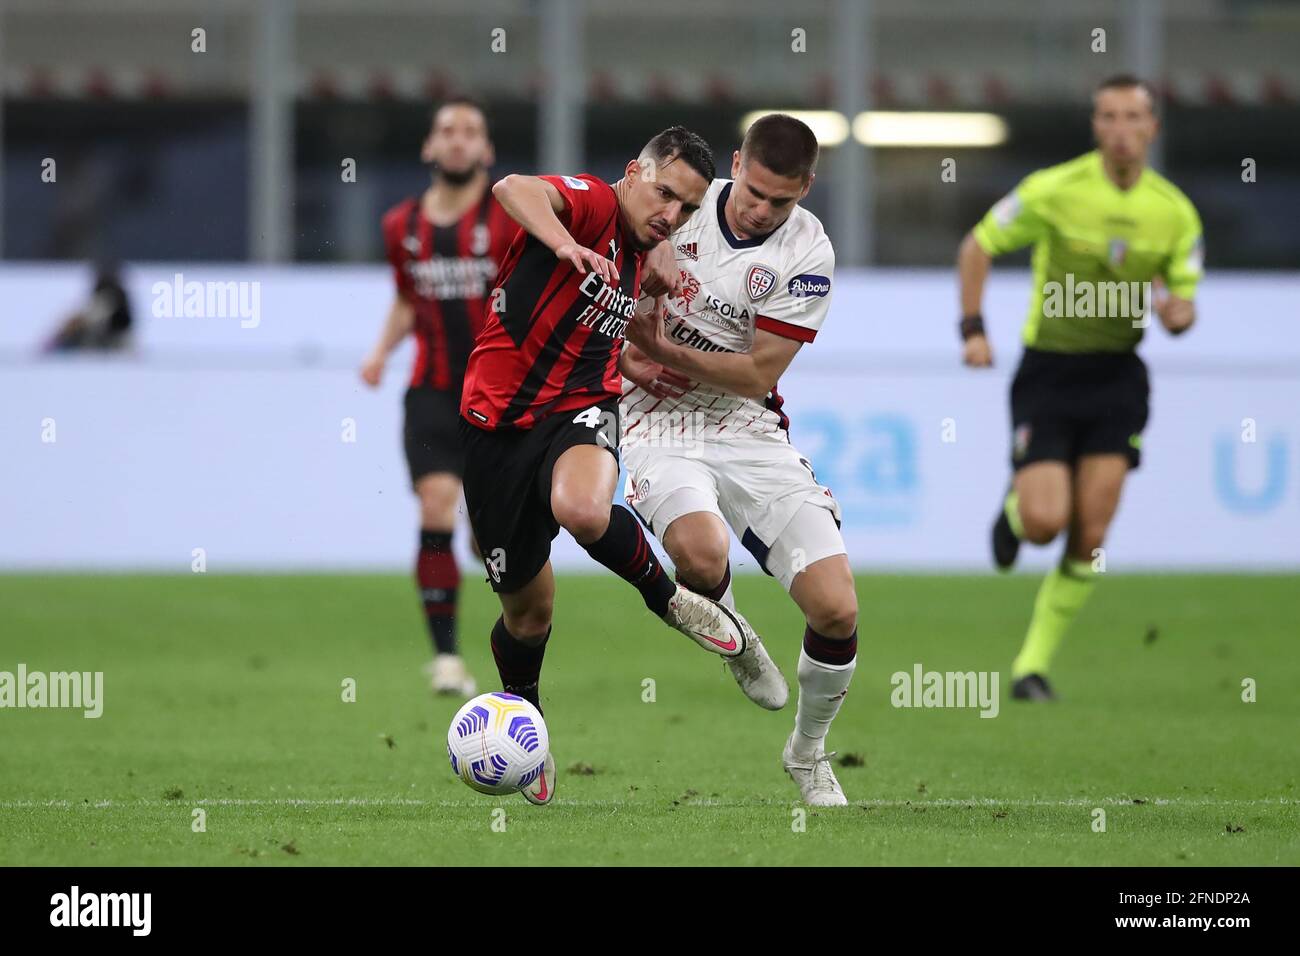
left=957, top=74, right=1204, bottom=700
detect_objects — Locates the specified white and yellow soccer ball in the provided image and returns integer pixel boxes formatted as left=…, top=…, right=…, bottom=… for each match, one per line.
left=446, top=692, right=549, bottom=795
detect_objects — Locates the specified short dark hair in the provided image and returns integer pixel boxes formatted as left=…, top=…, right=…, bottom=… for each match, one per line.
left=740, top=113, right=819, bottom=182
left=431, top=96, right=490, bottom=134
left=640, top=126, right=716, bottom=185
left=1094, top=74, right=1156, bottom=108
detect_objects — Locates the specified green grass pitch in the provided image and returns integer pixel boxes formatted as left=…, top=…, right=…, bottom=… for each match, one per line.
left=0, top=572, right=1296, bottom=866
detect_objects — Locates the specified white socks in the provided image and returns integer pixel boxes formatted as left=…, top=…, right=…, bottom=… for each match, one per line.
left=792, top=649, right=856, bottom=757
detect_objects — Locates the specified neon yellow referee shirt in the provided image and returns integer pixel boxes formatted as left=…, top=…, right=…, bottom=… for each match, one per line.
left=973, top=150, right=1204, bottom=353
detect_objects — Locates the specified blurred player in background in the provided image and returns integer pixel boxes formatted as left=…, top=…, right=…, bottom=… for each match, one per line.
left=460, top=127, right=765, bottom=805
left=45, top=261, right=133, bottom=352
left=957, top=74, right=1203, bottom=700
left=360, top=98, right=516, bottom=697
left=623, top=114, right=856, bottom=806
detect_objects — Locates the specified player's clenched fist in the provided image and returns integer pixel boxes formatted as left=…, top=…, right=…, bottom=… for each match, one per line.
left=962, top=333, right=994, bottom=367
left=639, top=240, right=682, bottom=298
left=359, top=352, right=385, bottom=386
left=1152, top=278, right=1195, bottom=335
left=625, top=297, right=670, bottom=362
left=554, top=242, right=620, bottom=284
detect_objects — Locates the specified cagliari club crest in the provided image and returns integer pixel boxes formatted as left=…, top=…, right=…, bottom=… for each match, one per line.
left=747, top=264, right=777, bottom=300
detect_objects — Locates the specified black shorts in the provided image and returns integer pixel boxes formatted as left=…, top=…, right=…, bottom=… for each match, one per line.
left=1009, top=348, right=1150, bottom=471
left=403, top=387, right=465, bottom=485
left=458, top=399, right=620, bottom=594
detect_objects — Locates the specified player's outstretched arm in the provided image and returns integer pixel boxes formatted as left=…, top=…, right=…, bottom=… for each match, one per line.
left=492, top=175, right=618, bottom=284
left=957, top=231, right=994, bottom=367
left=627, top=303, right=800, bottom=401
left=360, top=296, right=415, bottom=387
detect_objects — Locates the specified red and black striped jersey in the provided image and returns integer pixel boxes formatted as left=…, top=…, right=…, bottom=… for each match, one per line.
left=460, top=174, right=643, bottom=431
left=381, top=190, right=517, bottom=393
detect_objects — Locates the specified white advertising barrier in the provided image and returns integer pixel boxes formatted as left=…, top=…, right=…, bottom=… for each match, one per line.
left=1, top=264, right=1297, bottom=571
left=3, top=263, right=1299, bottom=366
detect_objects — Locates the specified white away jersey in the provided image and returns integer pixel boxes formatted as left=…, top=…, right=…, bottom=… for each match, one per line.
left=621, top=178, right=835, bottom=445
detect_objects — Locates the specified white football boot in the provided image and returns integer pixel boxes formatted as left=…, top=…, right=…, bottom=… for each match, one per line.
left=426, top=654, right=477, bottom=697
left=782, top=731, right=848, bottom=806
left=521, top=752, right=556, bottom=806
left=662, top=584, right=747, bottom=658
left=724, top=619, right=789, bottom=710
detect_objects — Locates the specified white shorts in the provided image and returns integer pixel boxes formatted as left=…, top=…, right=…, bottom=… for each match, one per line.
left=622, top=434, right=845, bottom=591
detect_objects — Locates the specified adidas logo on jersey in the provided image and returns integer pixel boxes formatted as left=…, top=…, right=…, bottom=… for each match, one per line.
left=676, top=242, right=698, bottom=261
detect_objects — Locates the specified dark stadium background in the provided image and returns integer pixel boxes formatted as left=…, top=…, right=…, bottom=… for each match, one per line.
left=3, top=0, right=1297, bottom=268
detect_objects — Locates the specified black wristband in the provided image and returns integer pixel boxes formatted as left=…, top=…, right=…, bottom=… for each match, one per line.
left=959, top=314, right=986, bottom=341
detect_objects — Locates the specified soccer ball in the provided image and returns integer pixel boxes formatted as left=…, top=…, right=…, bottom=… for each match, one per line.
left=446, top=692, right=549, bottom=795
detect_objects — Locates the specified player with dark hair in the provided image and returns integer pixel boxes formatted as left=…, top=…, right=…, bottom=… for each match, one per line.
left=460, top=126, right=763, bottom=805
left=621, top=113, right=856, bottom=805
left=957, top=74, right=1204, bottom=700
left=361, top=98, right=517, bottom=697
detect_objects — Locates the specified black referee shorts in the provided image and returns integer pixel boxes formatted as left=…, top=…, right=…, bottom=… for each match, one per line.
left=403, top=387, right=466, bottom=486
left=458, top=398, right=620, bottom=594
left=1009, top=347, right=1150, bottom=471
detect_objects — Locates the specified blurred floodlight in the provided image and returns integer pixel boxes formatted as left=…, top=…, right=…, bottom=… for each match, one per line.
left=851, top=112, right=1008, bottom=147
left=738, top=111, right=1006, bottom=148
left=738, top=110, right=850, bottom=147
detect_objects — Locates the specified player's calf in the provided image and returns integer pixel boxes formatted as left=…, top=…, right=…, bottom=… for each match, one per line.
left=1067, top=521, right=1108, bottom=563
left=784, top=549, right=857, bottom=803
left=501, top=592, right=554, bottom=640
left=793, top=625, right=858, bottom=746
left=790, top=550, right=858, bottom=639
left=415, top=526, right=479, bottom=697
left=416, top=529, right=461, bottom=656
left=570, top=503, right=750, bottom=666
left=493, top=569, right=556, bottom=714
left=490, top=617, right=550, bottom=715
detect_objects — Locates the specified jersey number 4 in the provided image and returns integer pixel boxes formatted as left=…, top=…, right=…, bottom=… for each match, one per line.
left=573, top=406, right=617, bottom=449
left=573, top=407, right=603, bottom=428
